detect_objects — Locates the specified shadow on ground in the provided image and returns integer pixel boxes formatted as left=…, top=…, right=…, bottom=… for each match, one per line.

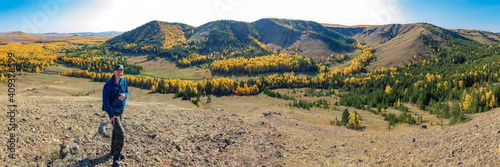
left=71, top=153, right=112, bottom=167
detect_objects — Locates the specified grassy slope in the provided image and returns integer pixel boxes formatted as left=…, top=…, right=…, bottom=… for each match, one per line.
left=0, top=73, right=498, bottom=166
left=124, top=54, right=211, bottom=80
left=353, top=24, right=435, bottom=69
left=43, top=63, right=80, bottom=75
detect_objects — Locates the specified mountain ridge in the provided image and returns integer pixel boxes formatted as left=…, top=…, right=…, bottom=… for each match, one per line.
left=107, top=18, right=499, bottom=68
left=107, top=20, right=195, bottom=51
left=107, top=18, right=356, bottom=59
left=0, top=31, right=41, bottom=39
left=253, top=18, right=355, bottom=58
left=328, top=22, right=500, bottom=68
left=188, top=20, right=261, bottom=52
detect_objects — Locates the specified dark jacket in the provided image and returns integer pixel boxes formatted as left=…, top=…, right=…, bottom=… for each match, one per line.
left=102, top=75, right=129, bottom=118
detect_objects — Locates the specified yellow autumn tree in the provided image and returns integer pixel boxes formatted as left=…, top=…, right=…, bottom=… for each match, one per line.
left=458, top=80, right=464, bottom=88
left=384, top=85, right=393, bottom=94
left=0, top=74, right=6, bottom=82
left=489, top=95, right=496, bottom=108
left=34, top=66, right=41, bottom=73
left=462, top=93, right=472, bottom=112
left=394, top=98, right=402, bottom=108
left=485, top=91, right=496, bottom=108
left=348, top=111, right=361, bottom=130
left=150, top=84, right=157, bottom=93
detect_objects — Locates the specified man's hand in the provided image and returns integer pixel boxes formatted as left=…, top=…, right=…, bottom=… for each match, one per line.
left=118, top=93, right=126, bottom=101
left=110, top=116, right=117, bottom=124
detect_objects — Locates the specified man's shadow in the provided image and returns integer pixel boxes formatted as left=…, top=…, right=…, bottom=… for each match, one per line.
left=71, top=153, right=112, bottom=167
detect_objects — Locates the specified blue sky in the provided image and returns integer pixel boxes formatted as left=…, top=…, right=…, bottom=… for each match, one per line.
left=0, top=0, right=499, bottom=33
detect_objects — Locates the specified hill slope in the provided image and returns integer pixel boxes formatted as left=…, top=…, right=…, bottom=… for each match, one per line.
left=108, top=19, right=356, bottom=59
left=188, top=20, right=260, bottom=49
left=108, top=19, right=498, bottom=68
left=252, top=18, right=355, bottom=58
left=329, top=23, right=483, bottom=68
left=107, top=20, right=194, bottom=52
left=454, top=29, right=500, bottom=44
left=0, top=31, right=40, bottom=41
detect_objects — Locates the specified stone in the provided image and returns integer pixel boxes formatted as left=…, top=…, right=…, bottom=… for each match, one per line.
left=59, top=144, right=69, bottom=159
left=70, top=146, right=80, bottom=155
left=74, top=137, right=82, bottom=145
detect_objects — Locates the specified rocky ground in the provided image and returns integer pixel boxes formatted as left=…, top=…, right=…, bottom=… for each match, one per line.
left=1, top=94, right=498, bottom=166
left=1, top=95, right=289, bottom=166
left=0, top=74, right=499, bottom=166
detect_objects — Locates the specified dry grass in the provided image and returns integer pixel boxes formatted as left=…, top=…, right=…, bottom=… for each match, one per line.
left=122, top=54, right=280, bottom=81
left=1, top=73, right=498, bottom=166
left=454, top=29, right=500, bottom=44
left=123, top=54, right=212, bottom=80
left=43, top=63, right=80, bottom=75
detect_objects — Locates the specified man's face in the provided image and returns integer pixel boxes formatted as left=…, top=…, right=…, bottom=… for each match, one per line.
left=114, top=69, right=124, bottom=78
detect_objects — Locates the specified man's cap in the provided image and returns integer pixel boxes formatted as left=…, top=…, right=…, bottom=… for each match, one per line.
left=114, top=64, right=124, bottom=70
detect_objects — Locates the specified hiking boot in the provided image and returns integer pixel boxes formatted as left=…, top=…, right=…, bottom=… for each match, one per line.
left=110, top=152, right=126, bottom=161
left=118, top=153, right=126, bottom=161
left=112, top=160, right=120, bottom=167
left=112, top=155, right=123, bottom=167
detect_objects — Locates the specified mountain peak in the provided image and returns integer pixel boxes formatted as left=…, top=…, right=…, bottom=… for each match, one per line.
left=326, top=22, right=498, bottom=68
left=107, top=18, right=356, bottom=58
left=0, top=31, right=40, bottom=39
left=107, top=20, right=194, bottom=51
left=252, top=18, right=355, bottom=55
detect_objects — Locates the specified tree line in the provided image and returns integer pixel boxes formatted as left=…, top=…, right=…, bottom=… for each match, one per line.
left=0, top=42, right=62, bottom=73
left=59, top=45, right=143, bottom=74
left=211, top=53, right=317, bottom=74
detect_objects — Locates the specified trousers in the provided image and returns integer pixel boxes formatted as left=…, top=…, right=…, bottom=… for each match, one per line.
left=111, top=114, right=124, bottom=158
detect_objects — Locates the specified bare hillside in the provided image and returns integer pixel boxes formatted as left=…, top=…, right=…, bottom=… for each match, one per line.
left=0, top=31, right=40, bottom=41
left=329, top=23, right=481, bottom=68
left=357, top=24, right=438, bottom=68
left=454, top=29, right=500, bottom=44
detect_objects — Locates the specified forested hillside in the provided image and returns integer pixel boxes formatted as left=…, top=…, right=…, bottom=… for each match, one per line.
left=253, top=18, right=355, bottom=55
left=107, top=20, right=195, bottom=53
left=105, top=19, right=356, bottom=68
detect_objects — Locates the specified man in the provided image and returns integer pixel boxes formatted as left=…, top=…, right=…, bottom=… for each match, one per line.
left=102, top=64, right=129, bottom=167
